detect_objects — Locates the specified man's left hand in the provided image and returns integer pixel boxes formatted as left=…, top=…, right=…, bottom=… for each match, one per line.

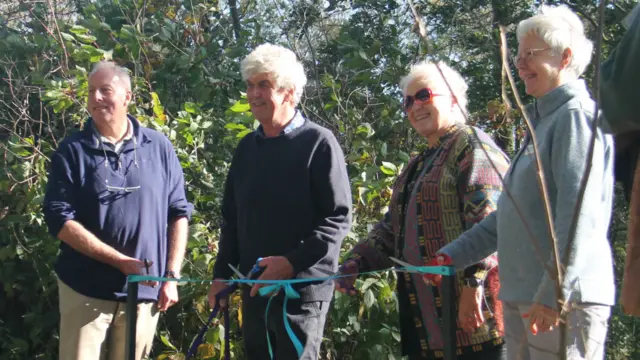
left=523, top=303, right=560, bottom=335
left=157, top=281, right=179, bottom=312
left=250, top=256, right=295, bottom=297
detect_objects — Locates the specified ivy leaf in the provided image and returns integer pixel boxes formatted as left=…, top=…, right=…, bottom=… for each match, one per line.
left=356, top=123, right=375, bottom=138
left=358, top=49, right=368, bottom=60
left=398, top=151, right=410, bottom=163
left=381, top=142, right=388, bottom=156
left=184, top=102, right=200, bottom=114
left=380, top=162, right=397, bottom=175
left=364, top=289, right=375, bottom=309
left=159, top=333, right=176, bottom=350
left=361, top=278, right=378, bottom=292
left=60, top=32, right=75, bottom=42
left=224, top=123, right=247, bottom=131
left=229, top=101, right=251, bottom=113
left=236, top=129, right=252, bottom=139
left=76, top=34, right=97, bottom=44
left=69, top=25, right=89, bottom=35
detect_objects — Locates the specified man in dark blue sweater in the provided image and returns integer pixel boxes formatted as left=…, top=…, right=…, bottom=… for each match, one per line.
left=43, top=61, right=193, bottom=360
left=207, top=44, right=353, bottom=359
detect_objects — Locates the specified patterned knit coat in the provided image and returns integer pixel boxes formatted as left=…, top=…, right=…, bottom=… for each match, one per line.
left=348, top=125, right=510, bottom=359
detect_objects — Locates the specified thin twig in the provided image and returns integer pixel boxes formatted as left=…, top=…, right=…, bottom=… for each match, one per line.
left=0, top=125, right=51, bottom=161
left=44, top=0, right=70, bottom=72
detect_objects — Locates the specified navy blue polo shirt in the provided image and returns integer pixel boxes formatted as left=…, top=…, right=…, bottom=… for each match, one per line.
left=43, top=115, right=193, bottom=302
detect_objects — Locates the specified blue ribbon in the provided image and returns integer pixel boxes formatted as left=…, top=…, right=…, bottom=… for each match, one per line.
left=129, top=264, right=456, bottom=359
left=259, top=283, right=303, bottom=359
left=128, top=264, right=456, bottom=285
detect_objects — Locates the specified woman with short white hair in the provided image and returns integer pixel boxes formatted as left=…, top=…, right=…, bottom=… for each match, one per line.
left=436, top=5, right=615, bottom=359
left=337, top=60, right=510, bottom=360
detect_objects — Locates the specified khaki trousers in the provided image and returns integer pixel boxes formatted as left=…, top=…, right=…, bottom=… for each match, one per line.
left=58, top=279, right=160, bottom=360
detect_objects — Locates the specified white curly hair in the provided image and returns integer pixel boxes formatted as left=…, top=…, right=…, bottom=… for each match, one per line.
left=516, top=4, right=593, bottom=78
left=240, top=43, right=307, bottom=106
left=399, top=60, right=469, bottom=124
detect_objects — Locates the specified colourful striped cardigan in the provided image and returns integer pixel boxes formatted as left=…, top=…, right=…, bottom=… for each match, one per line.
left=348, top=125, right=510, bottom=359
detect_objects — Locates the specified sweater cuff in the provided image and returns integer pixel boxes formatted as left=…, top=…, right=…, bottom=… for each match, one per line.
left=284, top=250, right=308, bottom=274
left=212, top=263, right=233, bottom=280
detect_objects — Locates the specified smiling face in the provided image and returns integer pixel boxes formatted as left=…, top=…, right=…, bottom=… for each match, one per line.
left=246, top=72, right=295, bottom=126
left=87, top=69, right=131, bottom=126
left=404, top=77, right=455, bottom=140
left=516, top=33, right=570, bottom=98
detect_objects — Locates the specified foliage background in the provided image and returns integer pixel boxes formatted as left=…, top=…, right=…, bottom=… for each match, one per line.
left=0, top=0, right=638, bottom=359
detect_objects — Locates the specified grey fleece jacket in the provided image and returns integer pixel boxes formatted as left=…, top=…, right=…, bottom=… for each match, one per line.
left=439, top=79, right=616, bottom=309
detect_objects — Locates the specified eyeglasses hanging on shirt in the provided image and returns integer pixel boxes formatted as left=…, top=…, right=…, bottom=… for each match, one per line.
left=100, top=136, right=141, bottom=193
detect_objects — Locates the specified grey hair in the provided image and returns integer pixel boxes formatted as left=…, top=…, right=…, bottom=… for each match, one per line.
left=399, top=60, right=469, bottom=124
left=240, top=43, right=307, bottom=106
left=89, top=61, right=132, bottom=91
left=516, top=4, right=593, bottom=78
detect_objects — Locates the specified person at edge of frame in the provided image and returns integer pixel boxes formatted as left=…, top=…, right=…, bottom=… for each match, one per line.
left=600, top=2, right=640, bottom=318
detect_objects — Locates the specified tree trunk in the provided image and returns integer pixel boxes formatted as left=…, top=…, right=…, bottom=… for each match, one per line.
left=491, top=0, right=514, bottom=155
left=229, top=0, right=242, bottom=41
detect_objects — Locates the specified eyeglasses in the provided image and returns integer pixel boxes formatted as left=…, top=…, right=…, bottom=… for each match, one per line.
left=511, top=48, right=551, bottom=65
left=101, top=137, right=141, bottom=193
left=105, top=177, right=140, bottom=192
left=403, top=88, right=444, bottom=110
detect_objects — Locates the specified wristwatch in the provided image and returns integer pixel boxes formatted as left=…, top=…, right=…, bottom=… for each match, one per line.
left=463, top=277, right=484, bottom=288
left=164, top=270, right=179, bottom=279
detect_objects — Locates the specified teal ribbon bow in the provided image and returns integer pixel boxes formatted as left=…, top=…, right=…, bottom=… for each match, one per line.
left=258, top=283, right=303, bottom=359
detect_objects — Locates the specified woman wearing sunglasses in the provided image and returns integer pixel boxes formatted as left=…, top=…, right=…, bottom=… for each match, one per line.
left=433, top=5, right=615, bottom=360
left=336, top=61, right=510, bottom=360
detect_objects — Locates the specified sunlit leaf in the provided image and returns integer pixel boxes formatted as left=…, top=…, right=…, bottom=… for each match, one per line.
left=364, top=289, right=375, bottom=309
left=69, top=25, right=89, bottom=35
left=159, top=333, right=176, bottom=350
left=229, top=101, right=251, bottom=113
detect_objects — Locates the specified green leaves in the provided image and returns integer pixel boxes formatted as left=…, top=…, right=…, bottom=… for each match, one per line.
left=184, top=102, right=201, bottom=114
left=61, top=32, right=75, bottom=42
left=69, top=25, right=90, bottom=35
left=356, top=123, right=375, bottom=138
left=229, top=100, right=251, bottom=113
left=380, top=162, right=398, bottom=176
left=364, top=289, right=375, bottom=309
left=151, top=92, right=167, bottom=124
left=76, top=34, right=97, bottom=44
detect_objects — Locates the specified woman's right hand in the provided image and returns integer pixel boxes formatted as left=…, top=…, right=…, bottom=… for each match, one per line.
left=335, top=259, right=359, bottom=296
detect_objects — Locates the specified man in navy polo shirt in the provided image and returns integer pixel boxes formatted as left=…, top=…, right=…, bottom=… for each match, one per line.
left=43, top=61, right=193, bottom=360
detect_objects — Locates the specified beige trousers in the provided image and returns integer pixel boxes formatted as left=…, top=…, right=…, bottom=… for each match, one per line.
left=58, top=279, right=160, bottom=360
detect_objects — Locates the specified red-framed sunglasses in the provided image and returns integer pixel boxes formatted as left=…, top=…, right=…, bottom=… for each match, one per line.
left=403, top=88, right=444, bottom=110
